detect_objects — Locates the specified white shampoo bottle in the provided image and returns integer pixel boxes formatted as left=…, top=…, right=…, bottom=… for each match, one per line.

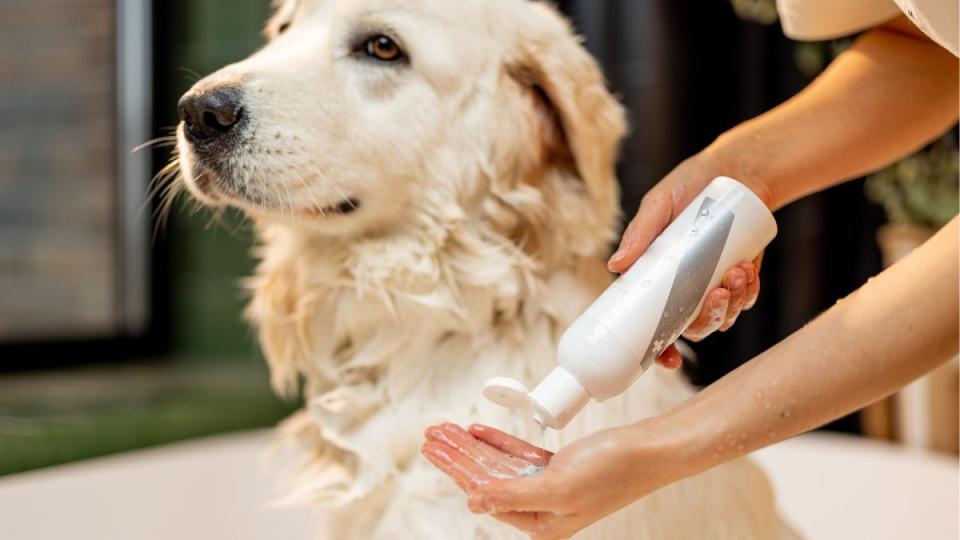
left=484, top=177, right=777, bottom=430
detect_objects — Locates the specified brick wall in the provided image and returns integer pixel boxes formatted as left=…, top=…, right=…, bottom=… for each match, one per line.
left=0, top=0, right=118, bottom=341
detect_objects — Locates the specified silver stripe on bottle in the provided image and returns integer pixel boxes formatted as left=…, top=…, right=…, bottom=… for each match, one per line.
left=639, top=197, right=735, bottom=369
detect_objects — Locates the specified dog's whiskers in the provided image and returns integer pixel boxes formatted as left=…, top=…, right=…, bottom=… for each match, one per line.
left=145, top=156, right=186, bottom=240
left=278, top=175, right=296, bottom=218
left=332, top=184, right=357, bottom=210
left=178, top=66, right=202, bottom=84
left=132, top=135, right=178, bottom=153
left=310, top=159, right=340, bottom=192
left=293, top=172, right=328, bottom=217
left=204, top=205, right=230, bottom=233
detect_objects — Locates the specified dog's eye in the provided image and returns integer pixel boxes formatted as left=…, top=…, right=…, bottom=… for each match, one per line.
left=277, top=21, right=291, bottom=34
left=364, top=35, right=403, bottom=62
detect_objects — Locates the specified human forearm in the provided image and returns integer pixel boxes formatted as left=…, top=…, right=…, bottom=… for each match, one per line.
left=422, top=220, right=958, bottom=538
left=702, top=16, right=959, bottom=210
left=658, top=218, right=959, bottom=475
left=608, top=17, right=957, bottom=339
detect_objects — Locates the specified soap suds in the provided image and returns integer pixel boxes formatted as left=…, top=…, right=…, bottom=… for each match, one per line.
left=489, top=463, right=545, bottom=479
left=518, top=464, right=545, bottom=477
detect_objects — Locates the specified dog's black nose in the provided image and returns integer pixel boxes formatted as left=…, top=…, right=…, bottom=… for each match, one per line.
left=178, top=87, right=244, bottom=142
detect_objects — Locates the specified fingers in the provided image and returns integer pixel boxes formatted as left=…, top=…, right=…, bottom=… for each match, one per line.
left=719, top=266, right=748, bottom=331
left=607, top=190, right=672, bottom=273
left=420, top=441, right=494, bottom=494
left=656, top=344, right=682, bottom=369
left=425, top=423, right=529, bottom=476
left=743, top=261, right=761, bottom=310
left=424, top=425, right=580, bottom=539
left=468, top=424, right=553, bottom=467
left=682, top=258, right=763, bottom=340
left=683, top=289, right=729, bottom=341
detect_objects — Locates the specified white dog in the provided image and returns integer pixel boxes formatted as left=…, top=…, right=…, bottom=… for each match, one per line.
left=173, top=0, right=796, bottom=538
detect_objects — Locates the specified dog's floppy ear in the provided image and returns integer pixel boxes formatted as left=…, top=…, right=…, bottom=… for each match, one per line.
left=507, top=2, right=627, bottom=219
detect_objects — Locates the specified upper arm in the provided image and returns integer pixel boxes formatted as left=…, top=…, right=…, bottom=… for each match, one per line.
left=853, top=14, right=959, bottom=111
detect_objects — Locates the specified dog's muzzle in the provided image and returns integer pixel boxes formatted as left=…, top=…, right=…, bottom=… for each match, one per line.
left=177, top=84, right=250, bottom=197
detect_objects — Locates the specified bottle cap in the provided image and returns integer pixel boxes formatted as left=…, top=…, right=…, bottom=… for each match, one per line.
left=528, top=367, right=591, bottom=430
left=483, top=377, right=532, bottom=410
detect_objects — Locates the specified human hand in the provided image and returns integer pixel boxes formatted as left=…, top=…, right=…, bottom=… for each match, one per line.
left=421, top=422, right=686, bottom=540
left=608, top=155, right=767, bottom=355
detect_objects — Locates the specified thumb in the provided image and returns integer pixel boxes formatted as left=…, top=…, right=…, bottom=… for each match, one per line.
left=468, top=478, right=551, bottom=515
left=608, top=190, right=673, bottom=273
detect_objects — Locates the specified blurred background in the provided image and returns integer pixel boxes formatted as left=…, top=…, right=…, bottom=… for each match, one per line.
left=0, top=0, right=956, bottom=481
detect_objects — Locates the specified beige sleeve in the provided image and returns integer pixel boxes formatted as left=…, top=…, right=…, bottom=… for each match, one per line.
left=897, top=0, right=959, bottom=56
left=776, top=0, right=903, bottom=40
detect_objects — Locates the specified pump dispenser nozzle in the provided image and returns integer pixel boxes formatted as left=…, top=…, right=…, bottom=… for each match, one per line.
left=527, top=367, right=591, bottom=429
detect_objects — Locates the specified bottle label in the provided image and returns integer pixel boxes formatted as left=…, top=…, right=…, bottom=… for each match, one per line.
left=637, top=196, right=735, bottom=368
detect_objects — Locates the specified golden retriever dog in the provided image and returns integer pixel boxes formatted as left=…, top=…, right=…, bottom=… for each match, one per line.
left=173, top=0, right=796, bottom=537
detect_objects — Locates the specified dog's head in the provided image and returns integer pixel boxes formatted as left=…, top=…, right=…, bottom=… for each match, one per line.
left=175, top=0, right=625, bottom=250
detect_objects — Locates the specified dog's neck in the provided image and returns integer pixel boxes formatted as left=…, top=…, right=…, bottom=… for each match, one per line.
left=242, top=166, right=619, bottom=506
left=244, top=167, right=618, bottom=401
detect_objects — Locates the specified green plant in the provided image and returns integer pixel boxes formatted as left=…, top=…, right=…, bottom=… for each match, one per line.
left=729, top=0, right=779, bottom=25
left=866, top=135, right=959, bottom=228
left=793, top=39, right=855, bottom=77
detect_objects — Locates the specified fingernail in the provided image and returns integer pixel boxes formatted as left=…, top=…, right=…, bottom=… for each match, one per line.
left=426, top=445, right=453, bottom=464
left=607, top=251, right=625, bottom=268
left=468, top=494, right=491, bottom=514
left=426, top=426, right=447, bottom=440
left=731, top=277, right=745, bottom=293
